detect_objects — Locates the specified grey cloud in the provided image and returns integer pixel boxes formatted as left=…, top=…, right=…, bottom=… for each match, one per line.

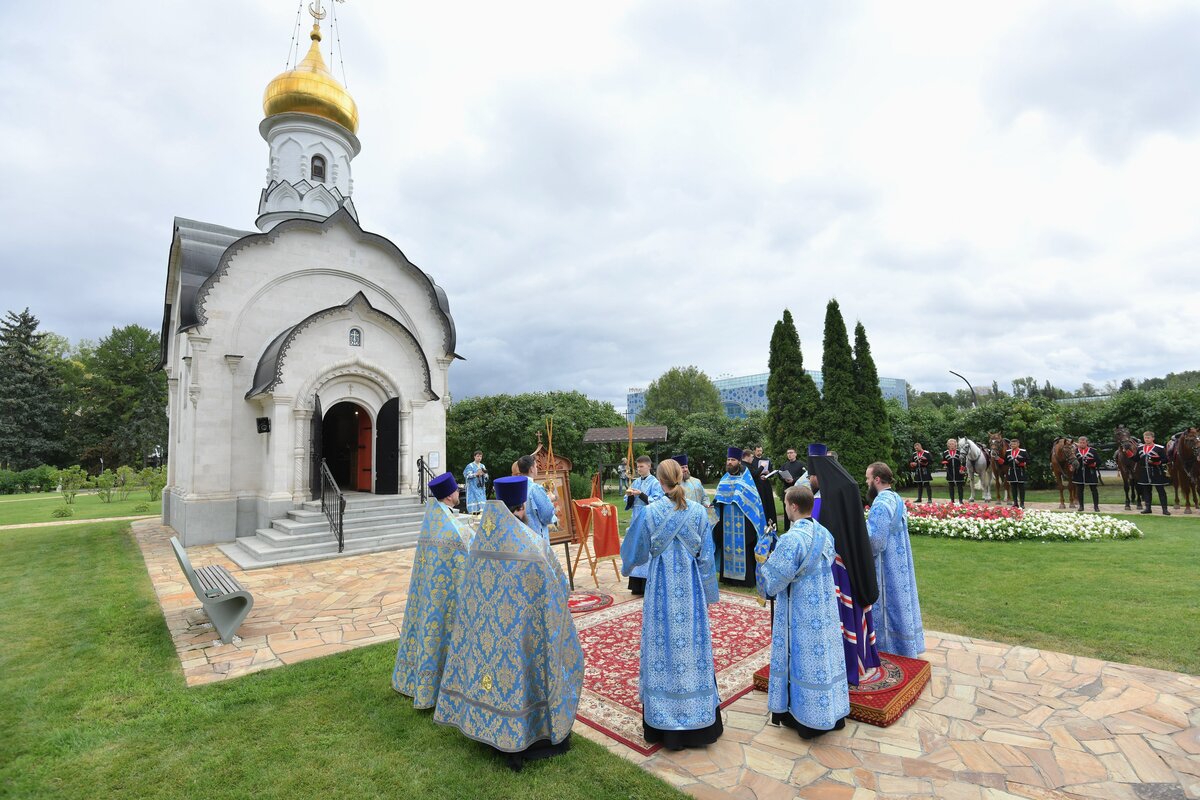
left=985, top=3, right=1200, bottom=158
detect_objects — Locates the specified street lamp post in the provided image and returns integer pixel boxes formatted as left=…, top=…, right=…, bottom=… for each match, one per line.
left=949, top=371, right=979, bottom=409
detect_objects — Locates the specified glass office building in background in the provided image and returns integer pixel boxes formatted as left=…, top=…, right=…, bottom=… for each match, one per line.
left=626, top=371, right=908, bottom=419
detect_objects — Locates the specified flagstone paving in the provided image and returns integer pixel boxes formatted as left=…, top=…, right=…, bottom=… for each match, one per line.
left=134, top=519, right=1200, bottom=799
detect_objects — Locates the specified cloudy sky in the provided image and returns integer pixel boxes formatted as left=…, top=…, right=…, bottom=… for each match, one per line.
left=3, top=0, right=1198, bottom=410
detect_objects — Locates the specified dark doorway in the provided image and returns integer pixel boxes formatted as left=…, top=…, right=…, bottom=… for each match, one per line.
left=375, top=398, right=399, bottom=495
left=322, top=401, right=372, bottom=491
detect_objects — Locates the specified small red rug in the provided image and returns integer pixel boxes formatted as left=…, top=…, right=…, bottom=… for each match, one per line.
left=568, top=589, right=614, bottom=614
left=753, top=652, right=930, bottom=728
left=574, top=592, right=771, bottom=754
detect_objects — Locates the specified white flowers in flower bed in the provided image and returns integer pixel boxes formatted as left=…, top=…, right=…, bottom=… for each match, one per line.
left=907, top=509, right=1143, bottom=541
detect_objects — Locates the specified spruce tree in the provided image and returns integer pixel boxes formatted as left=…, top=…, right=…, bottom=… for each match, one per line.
left=0, top=309, right=64, bottom=469
left=853, top=320, right=893, bottom=463
left=816, top=299, right=869, bottom=483
left=766, top=309, right=820, bottom=457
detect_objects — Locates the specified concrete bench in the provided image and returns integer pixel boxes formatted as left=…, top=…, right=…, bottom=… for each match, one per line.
left=170, top=536, right=254, bottom=644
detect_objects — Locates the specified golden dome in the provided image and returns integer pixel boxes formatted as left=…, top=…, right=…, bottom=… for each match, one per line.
left=263, top=24, right=359, bottom=134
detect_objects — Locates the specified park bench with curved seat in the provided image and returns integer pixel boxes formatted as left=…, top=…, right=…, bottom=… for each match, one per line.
left=170, top=536, right=254, bottom=644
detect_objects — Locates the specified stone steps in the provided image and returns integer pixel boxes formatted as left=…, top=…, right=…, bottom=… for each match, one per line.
left=217, top=494, right=432, bottom=570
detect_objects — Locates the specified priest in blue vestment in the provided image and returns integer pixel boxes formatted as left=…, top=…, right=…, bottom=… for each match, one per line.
left=516, top=455, right=557, bottom=542
left=462, top=451, right=488, bottom=513
left=865, top=462, right=925, bottom=658
left=624, top=455, right=664, bottom=595
left=758, top=484, right=849, bottom=738
left=392, top=472, right=472, bottom=707
left=712, top=447, right=767, bottom=587
left=621, top=458, right=723, bottom=749
left=674, top=454, right=715, bottom=524
left=433, top=476, right=584, bottom=770
left=807, top=444, right=881, bottom=686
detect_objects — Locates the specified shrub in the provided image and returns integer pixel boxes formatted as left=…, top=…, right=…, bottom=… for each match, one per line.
left=95, top=469, right=115, bottom=503
left=133, top=502, right=151, bottom=513
left=51, top=505, right=74, bottom=518
left=56, top=466, right=90, bottom=504
left=0, top=469, right=18, bottom=495
left=115, top=466, right=137, bottom=502
left=139, top=466, right=167, bottom=501
left=568, top=472, right=593, bottom=502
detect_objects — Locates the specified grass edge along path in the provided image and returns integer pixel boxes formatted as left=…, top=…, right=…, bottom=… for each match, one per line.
left=0, top=521, right=684, bottom=800
left=0, top=491, right=162, bottom=526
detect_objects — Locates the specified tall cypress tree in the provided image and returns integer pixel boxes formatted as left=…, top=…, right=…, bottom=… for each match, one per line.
left=853, top=320, right=893, bottom=463
left=816, top=299, right=869, bottom=483
left=766, top=309, right=820, bottom=457
left=0, top=308, right=64, bottom=469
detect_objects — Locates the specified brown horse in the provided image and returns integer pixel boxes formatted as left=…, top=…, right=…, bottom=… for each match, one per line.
left=1113, top=425, right=1142, bottom=511
left=988, top=432, right=1010, bottom=505
left=1169, top=427, right=1200, bottom=514
left=1051, top=437, right=1077, bottom=509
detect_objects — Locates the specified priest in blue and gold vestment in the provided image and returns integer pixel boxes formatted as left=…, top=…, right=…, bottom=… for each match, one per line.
left=712, top=447, right=767, bottom=587
left=434, top=476, right=584, bottom=769
left=758, top=484, right=849, bottom=739
left=392, top=472, right=472, bottom=707
left=865, top=462, right=925, bottom=658
left=621, top=458, right=723, bottom=750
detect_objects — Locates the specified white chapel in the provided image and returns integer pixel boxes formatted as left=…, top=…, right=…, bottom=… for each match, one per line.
left=159, top=9, right=459, bottom=553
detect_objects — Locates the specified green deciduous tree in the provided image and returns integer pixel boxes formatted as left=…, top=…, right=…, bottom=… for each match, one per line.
left=638, top=366, right=722, bottom=423
left=853, top=321, right=893, bottom=463
left=76, top=325, right=168, bottom=469
left=446, top=391, right=626, bottom=483
left=0, top=309, right=64, bottom=469
left=766, top=309, right=821, bottom=457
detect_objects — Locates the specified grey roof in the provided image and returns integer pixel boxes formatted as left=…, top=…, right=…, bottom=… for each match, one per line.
left=582, top=426, right=669, bottom=444
left=245, top=291, right=439, bottom=401
left=160, top=209, right=461, bottom=369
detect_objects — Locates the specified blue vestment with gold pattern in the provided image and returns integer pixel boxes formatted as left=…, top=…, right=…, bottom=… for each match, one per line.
left=712, top=467, right=766, bottom=585
left=625, top=474, right=664, bottom=580
left=392, top=501, right=472, bottom=707
left=621, top=497, right=721, bottom=732
left=463, top=462, right=488, bottom=513
left=433, top=499, right=584, bottom=752
left=867, top=489, right=925, bottom=657
left=758, top=518, right=849, bottom=731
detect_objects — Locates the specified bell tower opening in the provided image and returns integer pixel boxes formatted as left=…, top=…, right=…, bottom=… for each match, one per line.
left=321, top=401, right=373, bottom=491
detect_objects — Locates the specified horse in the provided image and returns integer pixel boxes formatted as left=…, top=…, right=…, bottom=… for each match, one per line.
left=1113, top=425, right=1142, bottom=510
left=988, top=432, right=1010, bottom=505
left=1050, top=436, right=1077, bottom=509
left=1169, top=427, right=1200, bottom=514
left=958, top=436, right=992, bottom=503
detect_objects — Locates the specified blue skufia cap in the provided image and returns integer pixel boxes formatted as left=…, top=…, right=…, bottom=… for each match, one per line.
left=808, top=443, right=828, bottom=457
left=494, top=475, right=529, bottom=507
left=429, top=472, right=458, bottom=500
left=672, top=454, right=688, bottom=466
left=727, top=447, right=744, bottom=460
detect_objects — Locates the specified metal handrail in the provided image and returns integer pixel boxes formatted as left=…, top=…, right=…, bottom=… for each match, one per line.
left=319, top=459, right=346, bottom=553
left=416, top=456, right=437, bottom=504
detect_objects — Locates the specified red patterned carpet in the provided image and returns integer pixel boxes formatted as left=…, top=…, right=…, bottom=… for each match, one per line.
left=574, top=592, right=772, bottom=754
left=567, top=589, right=614, bottom=614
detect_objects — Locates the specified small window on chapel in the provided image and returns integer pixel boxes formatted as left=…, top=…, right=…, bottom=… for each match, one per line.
left=311, top=155, right=326, bottom=182
left=349, top=327, right=362, bottom=347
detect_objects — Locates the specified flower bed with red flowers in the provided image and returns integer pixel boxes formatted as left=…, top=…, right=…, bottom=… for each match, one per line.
left=903, top=501, right=1141, bottom=541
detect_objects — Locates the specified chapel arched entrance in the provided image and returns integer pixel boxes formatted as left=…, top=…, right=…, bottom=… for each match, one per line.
left=322, top=401, right=374, bottom=491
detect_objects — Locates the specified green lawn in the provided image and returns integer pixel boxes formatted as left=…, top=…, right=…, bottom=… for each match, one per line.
left=0, top=491, right=161, bottom=526
left=0, top=521, right=683, bottom=800
left=913, top=515, right=1199, bottom=674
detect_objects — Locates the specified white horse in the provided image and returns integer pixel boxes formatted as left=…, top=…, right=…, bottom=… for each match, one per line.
left=958, top=436, right=992, bottom=502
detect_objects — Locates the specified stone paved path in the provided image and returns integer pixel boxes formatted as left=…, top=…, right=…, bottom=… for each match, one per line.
left=134, top=520, right=1200, bottom=799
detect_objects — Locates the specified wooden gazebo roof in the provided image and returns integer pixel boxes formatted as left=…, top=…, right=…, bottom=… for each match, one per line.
left=582, top=426, right=668, bottom=444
